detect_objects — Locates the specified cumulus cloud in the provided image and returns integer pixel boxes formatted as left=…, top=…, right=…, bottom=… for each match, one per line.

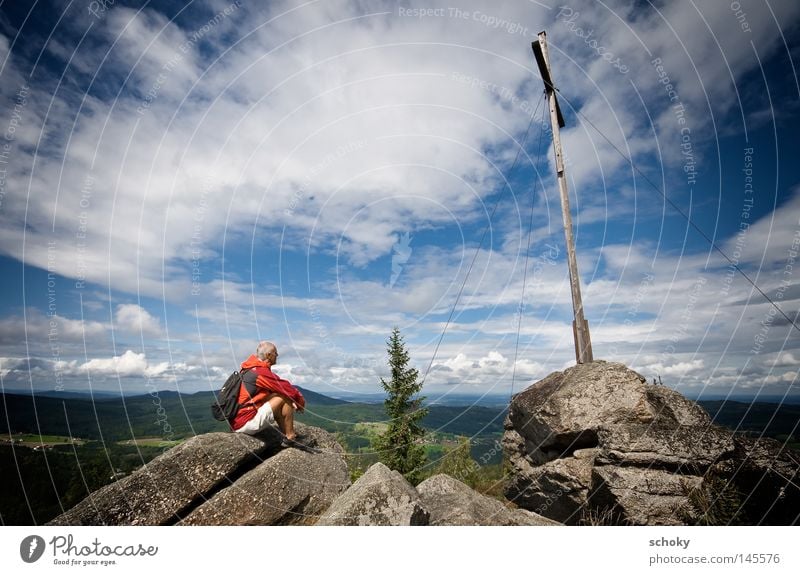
left=774, top=352, right=800, bottom=367
left=2, top=350, right=225, bottom=384
left=430, top=351, right=545, bottom=387
left=0, top=357, right=28, bottom=379
left=80, top=350, right=149, bottom=377
left=723, top=186, right=800, bottom=269
left=76, top=350, right=222, bottom=379
left=2, top=0, right=797, bottom=301
left=0, top=310, right=106, bottom=345
left=643, top=359, right=704, bottom=378
left=115, top=304, right=163, bottom=338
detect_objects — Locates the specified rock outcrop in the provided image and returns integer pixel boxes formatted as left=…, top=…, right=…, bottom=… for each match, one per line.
left=316, top=464, right=561, bottom=526
left=47, top=425, right=563, bottom=526
left=48, top=424, right=347, bottom=526
left=48, top=431, right=279, bottom=526
left=180, top=426, right=349, bottom=525
left=317, top=462, right=429, bottom=525
left=417, top=474, right=559, bottom=526
left=710, top=435, right=800, bottom=525
left=503, top=361, right=799, bottom=525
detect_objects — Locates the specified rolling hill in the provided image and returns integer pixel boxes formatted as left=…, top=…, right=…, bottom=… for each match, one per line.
left=1, top=389, right=797, bottom=446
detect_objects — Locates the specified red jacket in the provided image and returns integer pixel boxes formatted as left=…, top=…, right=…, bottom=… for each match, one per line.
left=230, top=355, right=305, bottom=430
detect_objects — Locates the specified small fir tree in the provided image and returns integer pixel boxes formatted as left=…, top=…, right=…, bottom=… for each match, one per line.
left=437, top=436, right=479, bottom=487
left=373, top=327, right=428, bottom=484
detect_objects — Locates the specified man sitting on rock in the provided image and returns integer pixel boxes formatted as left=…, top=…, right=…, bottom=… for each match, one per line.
left=231, top=341, right=305, bottom=442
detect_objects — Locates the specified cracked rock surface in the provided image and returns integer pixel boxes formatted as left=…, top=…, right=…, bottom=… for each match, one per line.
left=503, top=361, right=799, bottom=525
left=317, top=462, right=429, bottom=526
left=48, top=424, right=348, bottom=526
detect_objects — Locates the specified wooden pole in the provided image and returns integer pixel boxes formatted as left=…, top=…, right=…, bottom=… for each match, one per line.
left=532, top=31, right=593, bottom=364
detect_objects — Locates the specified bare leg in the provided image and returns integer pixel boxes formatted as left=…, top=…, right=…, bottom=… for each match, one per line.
left=266, top=394, right=296, bottom=440
left=280, top=401, right=296, bottom=441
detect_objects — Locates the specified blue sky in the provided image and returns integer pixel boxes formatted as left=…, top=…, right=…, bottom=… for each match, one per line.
left=0, top=0, right=799, bottom=402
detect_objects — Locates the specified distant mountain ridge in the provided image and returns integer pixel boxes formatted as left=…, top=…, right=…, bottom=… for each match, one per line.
left=3, top=386, right=348, bottom=405
left=1, top=388, right=798, bottom=446
left=0, top=388, right=506, bottom=441
left=6, top=388, right=516, bottom=407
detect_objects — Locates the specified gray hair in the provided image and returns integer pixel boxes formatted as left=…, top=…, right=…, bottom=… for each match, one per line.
left=256, top=341, right=276, bottom=361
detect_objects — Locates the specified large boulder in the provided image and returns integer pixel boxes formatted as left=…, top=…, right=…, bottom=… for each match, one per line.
left=317, top=463, right=429, bottom=526
left=590, top=466, right=703, bottom=526
left=417, top=474, right=560, bottom=526
left=48, top=432, right=279, bottom=526
left=502, top=439, right=598, bottom=523
left=504, top=361, right=739, bottom=525
left=179, top=425, right=349, bottom=525
left=710, top=436, right=800, bottom=525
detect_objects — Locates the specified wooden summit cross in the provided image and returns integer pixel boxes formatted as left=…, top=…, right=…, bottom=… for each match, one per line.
left=532, top=31, right=593, bottom=364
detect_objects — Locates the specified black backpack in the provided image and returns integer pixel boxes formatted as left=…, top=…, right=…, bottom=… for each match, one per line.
left=211, top=368, right=254, bottom=423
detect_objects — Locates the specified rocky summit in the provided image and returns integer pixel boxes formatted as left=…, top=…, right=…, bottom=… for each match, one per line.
left=179, top=425, right=350, bottom=526
left=49, top=361, right=796, bottom=527
left=48, top=425, right=556, bottom=526
left=48, top=423, right=349, bottom=526
left=503, top=360, right=800, bottom=525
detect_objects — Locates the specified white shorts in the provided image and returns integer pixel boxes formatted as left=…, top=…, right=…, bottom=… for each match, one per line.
left=235, top=402, right=279, bottom=435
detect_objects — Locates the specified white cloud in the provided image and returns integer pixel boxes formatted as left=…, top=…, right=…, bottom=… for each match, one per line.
left=643, top=359, right=704, bottom=378
left=115, top=304, right=163, bottom=337
left=0, top=357, right=26, bottom=379
left=2, top=350, right=225, bottom=384
left=724, top=186, right=800, bottom=269
left=80, top=350, right=149, bottom=377
left=1, top=0, right=796, bottom=301
left=774, top=352, right=800, bottom=367
left=0, top=310, right=106, bottom=345
left=431, top=350, right=545, bottom=388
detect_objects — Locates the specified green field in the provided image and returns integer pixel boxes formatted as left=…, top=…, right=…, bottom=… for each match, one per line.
left=117, top=438, right=184, bottom=448
left=3, top=434, right=85, bottom=446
